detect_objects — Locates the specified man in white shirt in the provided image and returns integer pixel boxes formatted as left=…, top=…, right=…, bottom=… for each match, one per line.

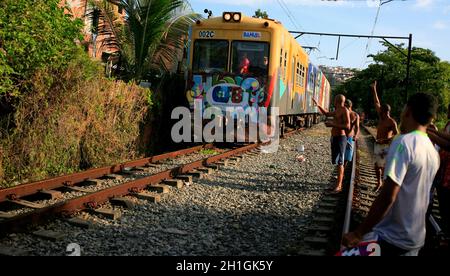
left=342, top=93, right=440, bottom=256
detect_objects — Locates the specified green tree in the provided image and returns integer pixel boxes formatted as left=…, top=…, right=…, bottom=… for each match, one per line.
left=253, top=9, right=269, bottom=19
left=335, top=42, right=450, bottom=127
left=91, top=0, right=199, bottom=81
left=0, top=0, right=84, bottom=97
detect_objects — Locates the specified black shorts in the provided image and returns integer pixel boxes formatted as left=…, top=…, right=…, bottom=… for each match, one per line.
left=331, top=135, right=347, bottom=165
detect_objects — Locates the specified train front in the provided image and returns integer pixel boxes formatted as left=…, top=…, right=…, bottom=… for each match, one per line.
left=185, top=12, right=276, bottom=143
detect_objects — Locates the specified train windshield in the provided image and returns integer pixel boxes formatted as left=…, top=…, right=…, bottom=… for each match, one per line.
left=231, top=41, right=269, bottom=76
left=192, top=40, right=229, bottom=73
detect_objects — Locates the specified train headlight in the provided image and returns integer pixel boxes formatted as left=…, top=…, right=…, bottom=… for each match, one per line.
left=233, top=12, right=241, bottom=22
left=223, top=12, right=232, bottom=22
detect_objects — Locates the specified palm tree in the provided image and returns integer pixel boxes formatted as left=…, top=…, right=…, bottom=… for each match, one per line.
left=90, top=0, right=199, bottom=81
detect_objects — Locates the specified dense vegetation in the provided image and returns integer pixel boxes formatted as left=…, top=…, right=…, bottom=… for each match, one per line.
left=0, top=0, right=83, bottom=97
left=90, top=0, right=199, bottom=81
left=0, top=0, right=152, bottom=186
left=334, top=42, right=450, bottom=129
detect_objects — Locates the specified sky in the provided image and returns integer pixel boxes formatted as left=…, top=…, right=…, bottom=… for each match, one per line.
left=189, top=0, right=450, bottom=69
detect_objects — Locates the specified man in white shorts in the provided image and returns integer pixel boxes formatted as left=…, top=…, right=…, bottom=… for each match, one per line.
left=371, top=81, right=398, bottom=191
left=374, top=143, right=389, bottom=168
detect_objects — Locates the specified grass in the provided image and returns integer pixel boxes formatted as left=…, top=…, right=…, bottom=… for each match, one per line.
left=0, top=59, right=150, bottom=187
left=199, top=149, right=219, bottom=155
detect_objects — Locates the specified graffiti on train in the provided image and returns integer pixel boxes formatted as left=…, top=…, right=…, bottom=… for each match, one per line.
left=186, top=75, right=267, bottom=111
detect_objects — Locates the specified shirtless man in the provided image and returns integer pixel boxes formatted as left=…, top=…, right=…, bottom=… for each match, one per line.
left=313, top=95, right=350, bottom=193
left=371, top=81, right=399, bottom=191
left=344, top=99, right=360, bottom=167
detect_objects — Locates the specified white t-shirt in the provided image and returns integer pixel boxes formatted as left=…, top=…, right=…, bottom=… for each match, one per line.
left=373, top=130, right=440, bottom=250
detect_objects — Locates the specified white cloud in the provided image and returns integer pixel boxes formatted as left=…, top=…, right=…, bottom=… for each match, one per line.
left=433, top=20, right=448, bottom=30
left=414, top=0, right=434, bottom=8
left=444, top=5, right=450, bottom=15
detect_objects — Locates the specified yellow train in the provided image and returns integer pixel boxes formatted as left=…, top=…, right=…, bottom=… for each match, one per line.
left=185, top=12, right=331, bottom=130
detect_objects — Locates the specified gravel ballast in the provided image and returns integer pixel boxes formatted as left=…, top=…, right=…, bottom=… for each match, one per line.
left=0, top=123, right=336, bottom=256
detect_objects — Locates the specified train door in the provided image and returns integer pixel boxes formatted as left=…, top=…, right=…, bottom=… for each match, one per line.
left=314, top=71, right=322, bottom=113
left=306, top=64, right=315, bottom=114
left=319, top=74, right=325, bottom=107
left=290, top=56, right=296, bottom=113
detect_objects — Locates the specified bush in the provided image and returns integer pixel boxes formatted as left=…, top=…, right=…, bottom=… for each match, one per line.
left=0, top=57, right=150, bottom=186
left=0, top=0, right=155, bottom=187
left=0, top=0, right=83, bottom=96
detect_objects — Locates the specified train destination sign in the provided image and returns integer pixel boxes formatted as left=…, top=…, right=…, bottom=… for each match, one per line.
left=243, top=31, right=261, bottom=39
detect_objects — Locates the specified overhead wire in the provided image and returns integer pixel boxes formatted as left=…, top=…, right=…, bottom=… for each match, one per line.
left=276, top=0, right=321, bottom=61
left=361, top=1, right=382, bottom=68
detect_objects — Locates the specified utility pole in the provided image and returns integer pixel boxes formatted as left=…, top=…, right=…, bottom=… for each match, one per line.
left=405, top=33, right=413, bottom=102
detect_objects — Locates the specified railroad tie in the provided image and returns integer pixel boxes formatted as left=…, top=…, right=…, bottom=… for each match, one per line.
left=321, top=196, right=340, bottom=203
left=133, top=192, right=161, bottom=203
left=196, top=167, right=214, bottom=174
left=38, top=189, right=63, bottom=200
left=145, top=163, right=160, bottom=168
left=92, top=208, right=122, bottom=220
left=63, top=185, right=92, bottom=193
left=176, top=175, right=193, bottom=185
left=205, top=164, right=219, bottom=171
left=33, top=230, right=66, bottom=241
left=315, top=208, right=335, bottom=216
left=308, top=223, right=334, bottom=232
left=312, top=216, right=335, bottom=225
left=110, top=197, right=135, bottom=209
left=216, top=160, right=229, bottom=167
left=296, top=247, right=327, bottom=256
left=147, top=184, right=170, bottom=194
left=0, top=245, right=29, bottom=256
left=186, top=170, right=205, bottom=179
left=131, top=166, right=151, bottom=172
left=103, top=174, right=124, bottom=180
left=318, top=202, right=338, bottom=208
left=162, top=179, right=184, bottom=189
left=83, top=178, right=103, bottom=186
left=66, top=217, right=93, bottom=229
left=304, top=235, right=330, bottom=245
left=120, top=169, right=140, bottom=176
left=0, top=211, right=15, bottom=219
left=8, top=199, right=45, bottom=209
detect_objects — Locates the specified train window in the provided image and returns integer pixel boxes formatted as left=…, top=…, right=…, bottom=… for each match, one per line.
left=291, top=57, right=295, bottom=102
left=280, top=49, right=283, bottom=67
left=299, top=64, right=305, bottom=87
left=231, top=41, right=269, bottom=75
left=303, top=67, right=309, bottom=87
left=193, top=40, right=229, bottom=73
left=284, top=52, right=288, bottom=80
left=280, top=49, right=284, bottom=79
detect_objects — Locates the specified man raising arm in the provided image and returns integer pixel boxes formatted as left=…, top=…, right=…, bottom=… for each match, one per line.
left=371, top=81, right=399, bottom=191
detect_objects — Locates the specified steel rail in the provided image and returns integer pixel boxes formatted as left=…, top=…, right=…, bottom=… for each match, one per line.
left=0, top=143, right=259, bottom=233
left=0, top=128, right=305, bottom=234
left=0, top=144, right=214, bottom=202
left=339, top=125, right=375, bottom=250
left=340, top=140, right=358, bottom=250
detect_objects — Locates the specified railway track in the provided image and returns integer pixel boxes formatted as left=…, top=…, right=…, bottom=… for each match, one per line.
left=0, top=144, right=248, bottom=236
left=350, top=126, right=380, bottom=227
left=0, top=128, right=305, bottom=241
left=292, top=126, right=378, bottom=256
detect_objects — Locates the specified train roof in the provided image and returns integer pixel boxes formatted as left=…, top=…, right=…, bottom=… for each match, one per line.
left=195, top=14, right=282, bottom=29
left=194, top=13, right=308, bottom=56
